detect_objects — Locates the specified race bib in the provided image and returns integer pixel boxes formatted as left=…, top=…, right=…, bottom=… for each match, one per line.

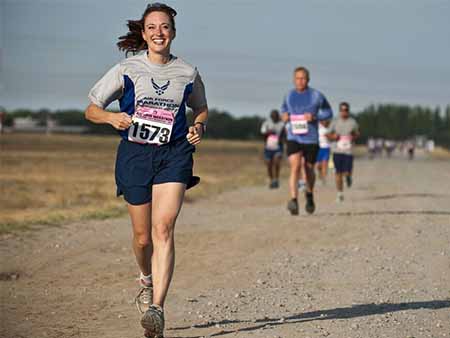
left=266, top=134, right=280, bottom=151
left=337, top=135, right=353, bottom=151
left=128, top=107, right=174, bottom=145
left=291, top=115, right=308, bottom=135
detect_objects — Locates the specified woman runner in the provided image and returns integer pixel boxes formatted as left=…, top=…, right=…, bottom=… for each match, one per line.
left=85, top=3, right=208, bottom=337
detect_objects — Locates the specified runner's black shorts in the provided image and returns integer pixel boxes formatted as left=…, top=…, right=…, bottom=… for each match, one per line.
left=286, top=141, right=319, bottom=164
left=115, top=137, right=195, bottom=205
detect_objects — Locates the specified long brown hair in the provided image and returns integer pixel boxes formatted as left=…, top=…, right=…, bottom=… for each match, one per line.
left=117, top=3, right=177, bottom=55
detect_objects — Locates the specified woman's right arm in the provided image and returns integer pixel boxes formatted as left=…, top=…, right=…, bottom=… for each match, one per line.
left=85, top=103, right=132, bottom=130
left=86, top=63, right=131, bottom=130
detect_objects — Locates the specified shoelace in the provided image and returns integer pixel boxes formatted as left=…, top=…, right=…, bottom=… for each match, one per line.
left=135, top=286, right=153, bottom=313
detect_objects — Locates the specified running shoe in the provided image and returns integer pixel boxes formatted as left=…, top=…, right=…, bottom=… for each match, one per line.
left=298, top=180, right=306, bottom=192
left=287, top=199, right=299, bottom=215
left=135, top=280, right=153, bottom=314
left=141, top=305, right=165, bottom=338
left=270, top=180, right=279, bottom=189
left=336, top=193, right=344, bottom=203
left=305, top=192, right=315, bottom=214
left=346, top=175, right=352, bottom=188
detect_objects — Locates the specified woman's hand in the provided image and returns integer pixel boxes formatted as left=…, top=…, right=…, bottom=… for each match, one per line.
left=186, top=124, right=203, bottom=145
left=109, top=113, right=132, bottom=130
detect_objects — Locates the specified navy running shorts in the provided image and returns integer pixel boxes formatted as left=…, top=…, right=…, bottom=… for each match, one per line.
left=333, top=153, right=354, bottom=174
left=115, top=137, right=195, bottom=205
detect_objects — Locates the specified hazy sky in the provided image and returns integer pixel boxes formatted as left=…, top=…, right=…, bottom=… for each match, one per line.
left=1, top=0, right=450, bottom=116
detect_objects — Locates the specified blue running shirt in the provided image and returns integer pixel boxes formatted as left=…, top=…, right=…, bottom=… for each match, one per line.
left=281, top=87, right=333, bottom=144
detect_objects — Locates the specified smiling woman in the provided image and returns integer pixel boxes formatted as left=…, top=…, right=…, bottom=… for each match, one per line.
left=84, top=3, right=208, bottom=338
left=117, top=3, right=177, bottom=56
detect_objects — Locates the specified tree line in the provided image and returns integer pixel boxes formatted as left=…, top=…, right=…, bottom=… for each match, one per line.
left=2, top=104, right=449, bottom=148
left=357, top=104, right=450, bottom=148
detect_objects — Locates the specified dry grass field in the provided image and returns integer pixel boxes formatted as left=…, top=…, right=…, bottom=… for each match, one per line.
left=0, top=134, right=266, bottom=234
left=1, top=133, right=447, bottom=234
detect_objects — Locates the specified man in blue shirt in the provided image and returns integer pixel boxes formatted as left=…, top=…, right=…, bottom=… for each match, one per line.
left=281, top=67, right=333, bottom=215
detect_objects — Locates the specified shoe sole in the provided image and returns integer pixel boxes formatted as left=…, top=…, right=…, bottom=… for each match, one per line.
left=141, top=313, right=163, bottom=338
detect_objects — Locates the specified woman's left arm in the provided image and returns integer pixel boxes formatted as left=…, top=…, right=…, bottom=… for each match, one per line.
left=186, top=71, right=208, bottom=145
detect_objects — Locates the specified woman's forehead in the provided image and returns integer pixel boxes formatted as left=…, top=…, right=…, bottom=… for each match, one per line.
left=144, top=11, right=172, bottom=24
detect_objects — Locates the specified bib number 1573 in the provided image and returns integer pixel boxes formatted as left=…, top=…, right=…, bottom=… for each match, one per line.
left=129, top=121, right=170, bottom=144
left=128, top=107, right=174, bottom=145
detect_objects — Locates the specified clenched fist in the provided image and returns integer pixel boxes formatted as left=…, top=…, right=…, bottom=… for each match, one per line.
left=186, top=125, right=203, bottom=145
left=109, top=113, right=132, bottom=130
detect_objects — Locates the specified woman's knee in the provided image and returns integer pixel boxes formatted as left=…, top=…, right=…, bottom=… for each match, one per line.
left=152, top=221, right=175, bottom=243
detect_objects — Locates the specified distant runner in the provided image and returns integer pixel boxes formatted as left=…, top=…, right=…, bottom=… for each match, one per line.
left=376, top=138, right=384, bottom=156
left=406, top=140, right=415, bottom=160
left=260, top=110, right=285, bottom=189
left=367, top=137, right=376, bottom=159
left=328, top=102, right=359, bottom=202
left=385, top=139, right=396, bottom=158
left=316, top=119, right=332, bottom=185
left=281, top=66, right=333, bottom=215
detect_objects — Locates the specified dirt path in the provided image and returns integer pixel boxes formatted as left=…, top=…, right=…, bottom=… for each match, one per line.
left=2, top=151, right=450, bottom=338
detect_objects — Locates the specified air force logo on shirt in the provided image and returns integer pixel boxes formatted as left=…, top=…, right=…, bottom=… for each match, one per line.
left=151, top=78, right=170, bottom=96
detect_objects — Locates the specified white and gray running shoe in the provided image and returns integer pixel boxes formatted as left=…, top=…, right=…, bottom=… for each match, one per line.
left=135, top=280, right=153, bottom=314
left=142, top=305, right=164, bottom=338
left=336, top=193, right=344, bottom=203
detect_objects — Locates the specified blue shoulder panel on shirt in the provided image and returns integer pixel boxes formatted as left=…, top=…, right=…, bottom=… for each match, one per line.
left=118, top=75, right=135, bottom=139
left=171, top=82, right=193, bottom=141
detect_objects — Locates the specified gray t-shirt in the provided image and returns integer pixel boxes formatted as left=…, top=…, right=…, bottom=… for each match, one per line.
left=329, top=117, right=359, bottom=154
left=260, top=119, right=285, bottom=150
left=88, top=53, right=207, bottom=142
left=260, top=119, right=285, bottom=137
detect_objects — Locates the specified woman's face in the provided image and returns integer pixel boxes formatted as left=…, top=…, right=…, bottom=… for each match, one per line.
left=142, top=11, right=175, bottom=55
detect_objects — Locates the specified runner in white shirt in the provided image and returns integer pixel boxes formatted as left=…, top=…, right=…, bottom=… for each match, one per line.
left=367, top=137, right=376, bottom=159
left=316, top=119, right=331, bottom=185
left=260, top=110, right=285, bottom=189
left=85, top=4, right=208, bottom=337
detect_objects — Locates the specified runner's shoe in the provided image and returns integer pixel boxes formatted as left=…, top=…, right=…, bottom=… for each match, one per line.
left=287, top=199, right=299, bottom=215
left=336, top=192, right=344, bottom=203
left=135, top=279, right=153, bottom=314
left=142, top=305, right=164, bottom=338
left=270, top=180, right=279, bottom=189
left=298, top=180, right=306, bottom=192
left=346, top=175, right=352, bottom=188
left=305, top=192, right=315, bottom=214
